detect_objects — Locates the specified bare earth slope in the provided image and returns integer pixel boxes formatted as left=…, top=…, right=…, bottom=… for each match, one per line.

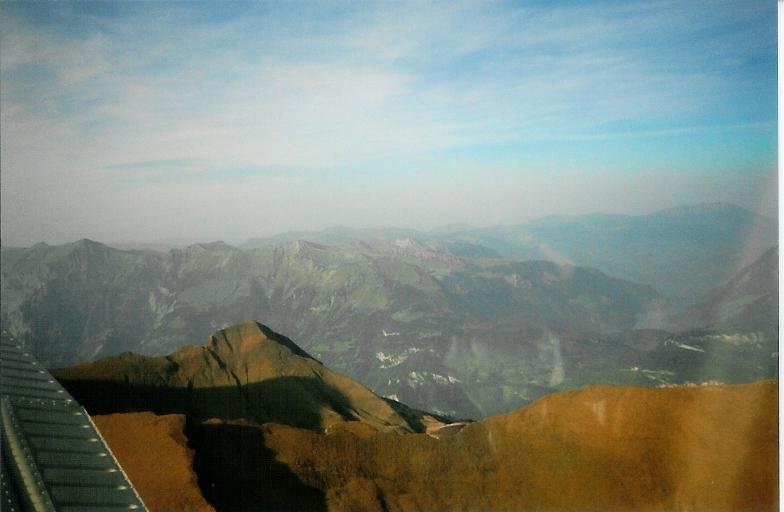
left=189, top=380, right=777, bottom=512
left=56, top=320, right=437, bottom=433
left=92, top=412, right=214, bottom=512
left=59, top=321, right=777, bottom=511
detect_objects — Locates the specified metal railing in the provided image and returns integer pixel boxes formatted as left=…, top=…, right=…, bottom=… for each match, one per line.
left=0, top=340, right=148, bottom=512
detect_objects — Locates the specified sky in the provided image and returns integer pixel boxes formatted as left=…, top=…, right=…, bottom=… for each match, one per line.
left=0, top=0, right=777, bottom=246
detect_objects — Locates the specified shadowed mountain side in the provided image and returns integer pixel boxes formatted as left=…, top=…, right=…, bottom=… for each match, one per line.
left=54, top=321, right=439, bottom=432
left=188, top=380, right=776, bottom=512
left=676, top=246, right=778, bottom=333
left=187, top=421, right=327, bottom=512
left=60, top=377, right=386, bottom=432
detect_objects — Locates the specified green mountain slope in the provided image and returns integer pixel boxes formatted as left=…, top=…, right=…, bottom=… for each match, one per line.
left=3, top=239, right=666, bottom=417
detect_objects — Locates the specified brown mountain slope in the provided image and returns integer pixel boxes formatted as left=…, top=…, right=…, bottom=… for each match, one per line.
left=92, top=412, right=214, bottom=512
left=187, top=380, right=777, bottom=512
left=58, top=321, right=777, bottom=511
left=56, top=321, right=436, bottom=433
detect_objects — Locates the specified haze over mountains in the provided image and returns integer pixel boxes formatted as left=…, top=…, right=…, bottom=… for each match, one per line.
left=677, top=245, right=777, bottom=332
left=244, top=202, right=777, bottom=306
left=1, top=202, right=777, bottom=418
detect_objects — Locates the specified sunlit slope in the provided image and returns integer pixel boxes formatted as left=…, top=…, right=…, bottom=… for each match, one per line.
left=54, top=321, right=439, bottom=433
left=92, top=412, right=214, bottom=512
left=58, top=323, right=778, bottom=511
left=200, top=380, right=774, bottom=512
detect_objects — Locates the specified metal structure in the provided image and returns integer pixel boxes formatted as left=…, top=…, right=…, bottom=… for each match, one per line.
left=0, top=339, right=148, bottom=511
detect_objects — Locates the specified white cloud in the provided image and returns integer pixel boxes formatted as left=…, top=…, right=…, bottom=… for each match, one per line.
left=0, top=0, right=775, bottom=245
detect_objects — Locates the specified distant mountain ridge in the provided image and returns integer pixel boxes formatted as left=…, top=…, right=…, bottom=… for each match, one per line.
left=1, top=202, right=777, bottom=418
left=238, top=203, right=775, bottom=307
left=439, top=203, right=775, bottom=306
left=677, top=245, right=777, bottom=333
left=2, top=237, right=669, bottom=417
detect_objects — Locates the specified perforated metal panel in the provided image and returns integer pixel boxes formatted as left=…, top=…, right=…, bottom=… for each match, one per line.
left=0, top=340, right=148, bottom=512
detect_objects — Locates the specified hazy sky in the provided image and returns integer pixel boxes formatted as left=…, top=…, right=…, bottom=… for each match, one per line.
left=0, top=0, right=777, bottom=246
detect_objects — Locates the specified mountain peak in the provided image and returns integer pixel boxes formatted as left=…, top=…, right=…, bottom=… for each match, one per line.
left=69, top=238, right=107, bottom=250
left=54, top=321, right=438, bottom=433
left=207, top=320, right=315, bottom=361
left=188, top=241, right=235, bottom=251
left=289, top=239, right=328, bottom=252
left=655, top=202, right=751, bottom=216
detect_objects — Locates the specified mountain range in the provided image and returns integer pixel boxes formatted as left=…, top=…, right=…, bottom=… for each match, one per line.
left=2, top=203, right=777, bottom=418
left=244, top=202, right=777, bottom=307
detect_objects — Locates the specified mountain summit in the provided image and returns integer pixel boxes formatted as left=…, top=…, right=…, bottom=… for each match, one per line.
left=54, top=321, right=440, bottom=433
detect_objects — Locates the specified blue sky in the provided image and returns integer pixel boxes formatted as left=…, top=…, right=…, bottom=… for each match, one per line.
left=0, top=0, right=777, bottom=245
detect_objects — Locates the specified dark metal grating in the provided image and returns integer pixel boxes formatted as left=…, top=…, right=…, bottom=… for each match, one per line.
left=0, top=340, right=148, bottom=511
